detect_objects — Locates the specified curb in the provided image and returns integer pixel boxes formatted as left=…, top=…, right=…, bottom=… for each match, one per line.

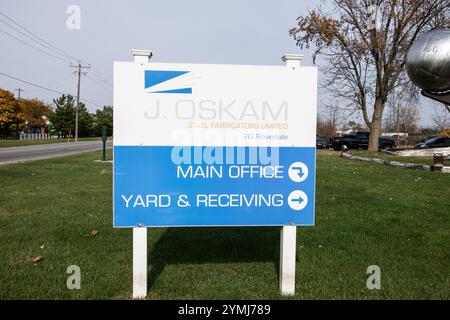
left=340, top=152, right=450, bottom=173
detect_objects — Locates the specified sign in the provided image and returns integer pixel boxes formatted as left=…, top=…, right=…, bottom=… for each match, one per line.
left=101, top=126, right=107, bottom=142
left=113, top=62, right=317, bottom=227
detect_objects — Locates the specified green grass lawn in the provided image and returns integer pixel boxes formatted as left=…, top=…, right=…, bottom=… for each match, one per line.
left=0, top=150, right=449, bottom=299
left=0, top=137, right=107, bottom=148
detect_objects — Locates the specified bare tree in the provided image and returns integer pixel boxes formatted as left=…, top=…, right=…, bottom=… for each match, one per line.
left=318, top=98, right=358, bottom=137
left=384, top=84, right=420, bottom=144
left=317, top=115, right=329, bottom=137
left=290, top=0, right=449, bottom=151
left=324, top=100, right=343, bottom=137
left=432, top=104, right=450, bottom=132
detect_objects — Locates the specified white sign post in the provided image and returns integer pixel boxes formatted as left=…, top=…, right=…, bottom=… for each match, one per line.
left=131, top=49, right=152, bottom=299
left=115, top=50, right=316, bottom=299
left=133, top=227, right=147, bottom=298
left=279, top=54, right=303, bottom=296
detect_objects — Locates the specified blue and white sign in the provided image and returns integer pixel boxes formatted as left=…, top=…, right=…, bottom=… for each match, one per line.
left=113, top=62, right=317, bottom=227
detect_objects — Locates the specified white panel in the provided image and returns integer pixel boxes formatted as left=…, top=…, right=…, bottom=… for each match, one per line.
left=114, top=62, right=317, bottom=147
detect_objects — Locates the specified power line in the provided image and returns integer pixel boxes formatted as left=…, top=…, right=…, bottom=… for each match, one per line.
left=0, top=11, right=111, bottom=109
left=90, top=67, right=113, bottom=88
left=0, top=71, right=103, bottom=107
left=0, top=10, right=82, bottom=63
left=0, top=71, right=65, bottom=95
left=0, top=10, right=113, bottom=89
left=78, top=97, right=104, bottom=108
left=0, top=18, right=75, bottom=63
left=90, top=72, right=113, bottom=88
left=87, top=75, right=112, bottom=91
left=0, top=28, right=72, bottom=63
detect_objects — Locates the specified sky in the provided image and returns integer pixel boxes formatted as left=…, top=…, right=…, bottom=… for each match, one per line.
left=0, top=0, right=443, bottom=127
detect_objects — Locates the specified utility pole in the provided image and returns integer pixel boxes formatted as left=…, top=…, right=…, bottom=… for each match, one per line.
left=14, top=88, right=24, bottom=137
left=14, top=88, right=24, bottom=100
left=70, top=62, right=90, bottom=141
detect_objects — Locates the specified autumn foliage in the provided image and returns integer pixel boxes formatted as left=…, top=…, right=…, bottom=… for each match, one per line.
left=0, top=89, right=21, bottom=136
left=19, top=98, right=52, bottom=127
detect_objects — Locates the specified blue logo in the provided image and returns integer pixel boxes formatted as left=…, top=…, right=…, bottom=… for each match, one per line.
left=144, top=70, right=192, bottom=94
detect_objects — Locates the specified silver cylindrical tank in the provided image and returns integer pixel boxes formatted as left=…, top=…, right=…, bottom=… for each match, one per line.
left=406, top=29, right=450, bottom=93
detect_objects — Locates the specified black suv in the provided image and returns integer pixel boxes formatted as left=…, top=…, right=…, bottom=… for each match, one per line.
left=316, top=136, right=331, bottom=149
left=332, top=132, right=395, bottom=150
left=415, top=136, right=450, bottom=149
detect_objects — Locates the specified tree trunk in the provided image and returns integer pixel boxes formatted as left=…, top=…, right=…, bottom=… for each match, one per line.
left=368, top=98, right=385, bottom=151
left=396, top=106, right=400, bottom=146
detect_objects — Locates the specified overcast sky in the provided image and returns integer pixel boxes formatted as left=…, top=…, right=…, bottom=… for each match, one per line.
left=0, top=0, right=442, bottom=127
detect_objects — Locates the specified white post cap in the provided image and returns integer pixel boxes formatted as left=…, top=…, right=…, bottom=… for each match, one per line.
left=132, top=49, right=153, bottom=63
left=282, top=54, right=304, bottom=68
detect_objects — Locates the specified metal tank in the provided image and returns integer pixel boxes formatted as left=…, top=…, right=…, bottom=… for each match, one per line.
left=406, top=29, right=450, bottom=105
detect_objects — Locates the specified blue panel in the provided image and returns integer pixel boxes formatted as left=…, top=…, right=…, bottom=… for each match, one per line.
left=113, top=146, right=315, bottom=227
left=151, top=88, right=192, bottom=94
left=144, top=70, right=189, bottom=89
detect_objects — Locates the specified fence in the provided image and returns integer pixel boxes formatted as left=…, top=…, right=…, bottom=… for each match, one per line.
left=19, top=133, right=54, bottom=141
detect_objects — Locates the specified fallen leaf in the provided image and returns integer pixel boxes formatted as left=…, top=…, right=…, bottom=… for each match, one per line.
left=32, top=256, right=44, bottom=263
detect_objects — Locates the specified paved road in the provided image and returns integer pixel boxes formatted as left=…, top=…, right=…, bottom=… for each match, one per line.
left=0, top=140, right=113, bottom=165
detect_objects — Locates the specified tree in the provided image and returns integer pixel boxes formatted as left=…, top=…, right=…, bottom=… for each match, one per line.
left=317, top=100, right=347, bottom=138
left=92, top=106, right=113, bottom=136
left=431, top=104, right=450, bottom=132
left=290, top=0, right=449, bottom=151
left=0, top=89, right=21, bottom=138
left=19, top=98, right=53, bottom=129
left=50, top=94, right=76, bottom=137
left=77, top=103, right=94, bottom=137
left=317, top=115, right=329, bottom=137
left=347, top=120, right=365, bottom=132
left=49, top=94, right=99, bottom=137
left=384, top=85, right=420, bottom=144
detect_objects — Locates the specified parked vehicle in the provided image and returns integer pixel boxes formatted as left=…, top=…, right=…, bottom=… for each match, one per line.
left=415, top=136, right=450, bottom=149
left=316, top=136, right=330, bottom=149
left=332, top=132, right=395, bottom=150
left=424, top=135, right=438, bottom=142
